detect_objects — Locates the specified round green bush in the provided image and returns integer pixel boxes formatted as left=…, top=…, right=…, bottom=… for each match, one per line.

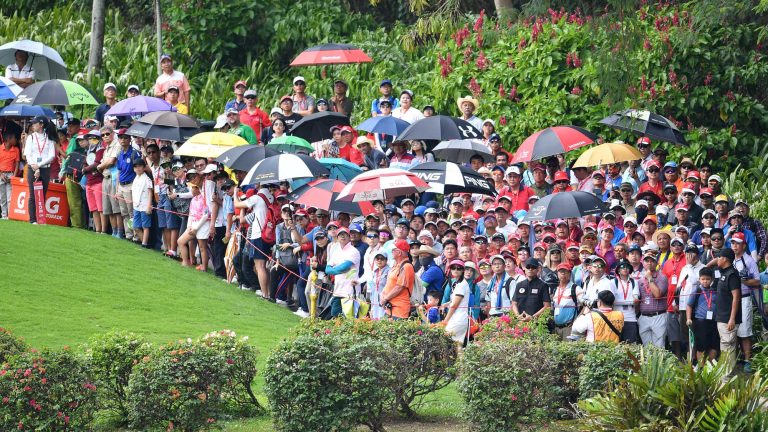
left=0, top=327, right=27, bottom=364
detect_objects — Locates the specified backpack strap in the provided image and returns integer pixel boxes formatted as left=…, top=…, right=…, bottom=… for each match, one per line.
left=593, top=309, right=621, bottom=337
left=570, top=283, right=578, bottom=306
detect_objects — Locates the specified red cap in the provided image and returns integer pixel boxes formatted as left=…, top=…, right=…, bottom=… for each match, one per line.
left=339, top=125, right=356, bottom=134
left=326, top=221, right=339, bottom=229
left=584, top=222, right=598, bottom=231
left=646, top=160, right=661, bottom=169
left=637, top=136, right=651, bottom=145
left=566, top=241, right=579, bottom=250
left=116, top=128, right=129, bottom=136
left=534, top=242, right=546, bottom=250
left=336, top=227, right=350, bottom=236
left=686, top=170, right=700, bottom=180
left=295, top=209, right=308, bottom=217
left=732, top=232, right=745, bottom=243
left=280, top=94, right=293, bottom=103
left=508, top=232, right=521, bottom=241
left=234, top=80, right=247, bottom=90
left=532, top=163, right=546, bottom=172
left=500, top=247, right=514, bottom=256
left=592, top=170, right=605, bottom=178
left=394, top=239, right=410, bottom=253
left=543, top=232, right=556, bottom=241
left=699, top=187, right=713, bottom=196
left=554, top=171, right=569, bottom=182
left=556, top=263, right=572, bottom=272
left=674, top=203, right=689, bottom=212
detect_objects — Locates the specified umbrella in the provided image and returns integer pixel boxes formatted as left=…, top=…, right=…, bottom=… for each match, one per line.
left=243, top=154, right=330, bottom=184
left=286, top=179, right=375, bottom=215
left=511, top=126, right=597, bottom=163
left=105, top=96, right=175, bottom=117
left=0, top=77, right=23, bottom=99
left=136, top=111, right=200, bottom=128
left=215, top=145, right=280, bottom=171
left=337, top=168, right=429, bottom=202
left=432, top=139, right=494, bottom=163
left=267, top=135, right=313, bottom=154
left=397, top=115, right=483, bottom=142
left=572, top=142, right=643, bottom=168
left=290, top=43, right=372, bottom=66
left=525, top=191, right=608, bottom=221
left=12, top=79, right=98, bottom=106
left=0, top=104, right=54, bottom=118
left=289, top=111, right=349, bottom=142
left=599, top=109, right=687, bottom=145
left=356, top=116, right=411, bottom=136
left=409, top=162, right=496, bottom=196
left=318, top=157, right=363, bottom=182
left=176, top=132, right=248, bottom=158
left=0, top=39, right=68, bottom=80
left=125, top=122, right=200, bottom=142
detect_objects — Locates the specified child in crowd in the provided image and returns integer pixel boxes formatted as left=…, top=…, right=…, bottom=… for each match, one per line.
left=417, top=290, right=442, bottom=324
left=130, top=158, right=153, bottom=248
left=686, top=267, right=718, bottom=364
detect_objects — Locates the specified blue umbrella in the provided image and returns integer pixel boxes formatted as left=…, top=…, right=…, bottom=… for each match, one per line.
left=0, top=77, right=22, bottom=100
left=356, top=116, right=411, bottom=136
left=0, top=104, right=55, bottom=118
left=318, top=157, right=363, bottom=182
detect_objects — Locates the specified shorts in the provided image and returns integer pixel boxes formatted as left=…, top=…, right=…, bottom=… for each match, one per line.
left=666, top=312, right=683, bottom=343
left=249, top=237, right=274, bottom=261
left=194, top=219, right=210, bottom=240
left=117, top=183, right=133, bottom=217
left=132, top=209, right=151, bottom=229
left=692, top=319, right=719, bottom=352
left=102, top=177, right=120, bottom=215
left=737, top=296, right=753, bottom=338
left=85, top=182, right=103, bottom=212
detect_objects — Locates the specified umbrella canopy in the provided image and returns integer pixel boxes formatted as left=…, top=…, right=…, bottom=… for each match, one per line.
left=176, top=132, right=248, bottom=158
left=215, top=145, right=280, bottom=171
left=125, top=122, right=200, bottom=142
left=289, top=111, right=349, bottom=142
left=409, top=162, right=496, bottom=196
left=0, top=39, right=68, bottom=80
left=397, top=115, right=483, bottom=142
left=0, top=104, right=54, bottom=118
left=12, top=79, right=98, bottom=106
left=290, top=43, right=372, bottom=66
left=0, top=77, right=23, bottom=99
left=572, top=142, right=643, bottom=168
left=286, top=179, right=375, bottom=215
left=432, top=139, right=493, bottom=163
left=105, top=96, right=175, bottom=117
left=337, top=168, right=429, bottom=202
left=266, top=135, right=313, bottom=154
left=526, top=191, right=608, bottom=221
left=318, top=157, right=363, bottom=182
left=356, top=116, right=411, bottom=136
left=511, top=126, right=596, bottom=163
left=599, top=109, right=687, bottom=145
left=243, top=154, right=330, bottom=184
left=136, top=111, right=200, bottom=128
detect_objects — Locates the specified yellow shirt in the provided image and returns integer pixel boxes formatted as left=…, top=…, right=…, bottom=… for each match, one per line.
left=173, top=102, right=188, bottom=115
left=591, top=310, right=624, bottom=343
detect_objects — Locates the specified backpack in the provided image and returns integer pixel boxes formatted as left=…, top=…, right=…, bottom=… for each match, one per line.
left=256, top=192, right=279, bottom=244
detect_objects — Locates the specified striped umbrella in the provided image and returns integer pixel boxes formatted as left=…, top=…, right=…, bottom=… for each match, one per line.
left=243, top=153, right=329, bottom=184
left=286, top=179, right=375, bottom=215
left=336, top=168, right=429, bottom=202
left=511, top=126, right=596, bottom=163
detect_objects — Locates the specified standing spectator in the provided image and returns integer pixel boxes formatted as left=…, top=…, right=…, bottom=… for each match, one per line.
left=0, top=131, right=20, bottom=219
left=179, top=182, right=210, bottom=269
left=371, top=79, right=399, bottom=116
left=736, top=200, right=766, bottom=260
left=380, top=239, right=415, bottom=320
left=154, top=54, right=191, bottom=107
left=225, top=80, right=247, bottom=112
left=98, top=128, right=126, bottom=238
left=291, top=76, right=315, bottom=116
left=330, top=79, right=354, bottom=117
left=126, top=84, right=141, bottom=98
left=235, top=182, right=278, bottom=297
left=552, top=263, right=582, bottom=339
left=23, top=116, right=56, bottom=224
left=368, top=251, right=390, bottom=320
left=277, top=96, right=303, bottom=130
left=82, top=130, right=106, bottom=233
left=637, top=251, right=669, bottom=347
left=130, top=159, right=153, bottom=248
left=686, top=266, right=719, bottom=363
left=511, top=257, right=552, bottom=321
left=715, top=248, right=742, bottom=375
left=239, top=90, right=270, bottom=141
left=392, top=90, right=424, bottom=124
left=95, top=83, right=118, bottom=125
left=456, top=96, right=483, bottom=131
left=613, top=259, right=640, bottom=343
left=271, top=203, right=300, bottom=305
left=5, top=50, right=34, bottom=88
left=441, top=260, right=471, bottom=347
left=731, top=232, right=759, bottom=373
left=115, top=129, right=143, bottom=240
left=157, top=159, right=182, bottom=257
left=325, top=227, right=361, bottom=317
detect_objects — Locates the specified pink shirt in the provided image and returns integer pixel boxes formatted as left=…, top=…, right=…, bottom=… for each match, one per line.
left=189, top=193, right=208, bottom=221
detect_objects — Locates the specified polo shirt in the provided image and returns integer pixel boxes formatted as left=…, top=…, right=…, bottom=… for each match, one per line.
left=687, top=286, right=717, bottom=320
left=511, top=277, right=551, bottom=315
left=116, top=147, right=141, bottom=184
left=228, top=124, right=257, bottom=145
left=5, top=64, right=34, bottom=80
left=239, top=108, right=270, bottom=140
left=637, top=271, right=669, bottom=314
left=715, top=266, right=741, bottom=324
left=154, top=70, right=191, bottom=104
left=371, top=96, right=399, bottom=115
left=0, top=145, right=20, bottom=172
left=224, top=99, right=246, bottom=112
left=383, top=260, right=415, bottom=319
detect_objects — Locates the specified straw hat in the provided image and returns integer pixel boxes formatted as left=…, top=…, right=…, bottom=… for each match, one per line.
left=457, top=95, right=479, bottom=111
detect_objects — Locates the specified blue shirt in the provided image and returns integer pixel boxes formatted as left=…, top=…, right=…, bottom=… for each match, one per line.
left=116, top=147, right=142, bottom=184
left=426, top=307, right=441, bottom=324
left=722, top=225, right=758, bottom=254
left=687, top=287, right=717, bottom=320
left=224, top=99, right=246, bottom=112
left=421, top=263, right=445, bottom=298
left=370, top=96, right=399, bottom=115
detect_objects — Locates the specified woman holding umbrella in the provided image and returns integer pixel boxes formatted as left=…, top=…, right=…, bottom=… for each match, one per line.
left=22, top=116, right=56, bottom=224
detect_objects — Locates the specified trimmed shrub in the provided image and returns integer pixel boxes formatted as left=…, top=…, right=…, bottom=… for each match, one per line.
left=294, top=319, right=457, bottom=415
left=577, top=342, right=639, bottom=399
left=0, top=348, right=98, bottom=431
left=473, top=313, right=554, bottom=343
left=264, top=332, right=395, bottom=432
left=0, top=327, right=26, bottom=364
left=84, top=330, right=152, bottom=424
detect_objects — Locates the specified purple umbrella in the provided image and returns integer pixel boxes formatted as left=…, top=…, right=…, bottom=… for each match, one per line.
left=105, top=96, right=176, bottom=117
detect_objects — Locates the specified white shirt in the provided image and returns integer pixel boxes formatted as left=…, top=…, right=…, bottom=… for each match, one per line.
left=446, top=279, right=470, bottom=325
left=584, top=274, right=615, bottom=306
left=392, top=107, right=424, bottom=124
left=677, top=262, right=704, bottom=307
left=459, top=115, right=483, bottom=132
left=131, top=173, right=153, bottom=211
left=5, top=64, right=34, bottom=80
left=612, top=276, right=640, bottom=322
left=23, top=133, right=55, bottom=168
left=329, top=242, right=361, bottom=298
left=245, top=188, right=272, bottom=239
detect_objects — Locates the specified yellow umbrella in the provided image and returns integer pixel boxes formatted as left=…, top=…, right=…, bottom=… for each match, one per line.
left=176, top=132, right=248, bottom=158
left=572, top=142, right=643, bottom=167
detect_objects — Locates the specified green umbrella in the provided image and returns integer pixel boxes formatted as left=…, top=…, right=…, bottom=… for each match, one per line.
left=12, top=79, right=99, bottom=106
left=267, top=135, right=313, bottom=154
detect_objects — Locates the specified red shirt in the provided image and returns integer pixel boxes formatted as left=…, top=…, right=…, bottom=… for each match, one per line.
left=499, top=185, right=536, bottom=212
left=337, top=144, right=364, bottom=166
left=0, top=145, right=20, bottom=172
left=638, top=181, right=662, bottom=201
left=661, top=254, right=685, bottom=311
left=239, top=108, right=270, bottom=141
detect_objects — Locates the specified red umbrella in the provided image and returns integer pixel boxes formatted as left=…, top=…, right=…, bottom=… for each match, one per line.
left=286, top=179, right=375, bottom=215
left=511, top=125, right=596, bottom=163
left=290, top=43, right=372, bottom=66
left=337, top=168, right=429, bottom=202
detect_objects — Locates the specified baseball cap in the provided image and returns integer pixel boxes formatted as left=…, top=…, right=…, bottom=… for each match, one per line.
left=505, top=166, right=521, bottom=176
left=127, top=84, right=140, bottom=93
left=708, top=174, right=723, bottom=183
left=234, top=80, right=247, bottom=89
left=167, top=85, right=179, bottom=92
left=554, top=171, right=569, bottom=182
left=103, top=82, right=116, bottom=91
left=635, top=199, right=649, bottom=208
left=279, top=95, right=293, bottom=103
left=393, top=239, right=409, bottom=253
left=483, top=118, right=495, bottom=127
left=160, top=54, right=172, bottom=61
left=731, top=232, right=745, bottom=243
left=681, top=183, right=696, bottom=195
left=380, top=79, right=393, bottom=87
left=715, top=194, right=729, bottom=203
left=663, top=161, right=678, bottom=170
left=202, top=164, right=218, bottom=174
left=336, top=227, right=350, bottom=236
left=556, top=263, right=572, bottom=272
left=684, top=243, right=699, bottom=253
left=293, top=76, right=306, bottom=85
left=718, top=248, right=735, bottom=261
left=349, top=223, right=363, bottom=233
left=637, top=136, right=651, bottom=145
left=225, top=107, right=239, bottom=116
left=643, top=250, right=658, bottom=260
left=244, top=89, right=257, bottom=98
left=524, top=257, right=541, bottom=268
left=623, top=216, right=638, bottom=226
left=132, top=158, right=146, bottom=167
left=699, top=187, right=713, bottom=197
left=451, top=197, right=464, bottom=205
left=670, top=237, right=685, bottom=246
left=396, top=217, right=410, bottom=227
left=674, top=203, right=689, bottom=212
left=401, top=198, right=415, bottom=206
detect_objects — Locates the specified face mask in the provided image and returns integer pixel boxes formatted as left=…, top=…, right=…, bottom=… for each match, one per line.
left=419, top=257, right=432, bottom=267
left=635, top=207, right=648, bottom=222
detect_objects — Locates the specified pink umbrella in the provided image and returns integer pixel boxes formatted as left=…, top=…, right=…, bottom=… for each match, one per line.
left=336, top=168, right=429, bottom=202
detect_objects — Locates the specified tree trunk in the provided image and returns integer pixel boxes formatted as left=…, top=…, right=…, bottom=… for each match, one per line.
left=494, top=0, right=515, bottom=20
left=87, top=0, right=105, bottom=79
left=155, top=0, right=163, bottom=75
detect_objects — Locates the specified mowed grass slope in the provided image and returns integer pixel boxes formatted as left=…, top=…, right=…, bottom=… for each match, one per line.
left=0, top=221, right=298, bottom=350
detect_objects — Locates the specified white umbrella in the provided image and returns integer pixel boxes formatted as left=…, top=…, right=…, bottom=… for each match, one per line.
left=0, top=39, right=68, bottom=81
left=336, top=168, right=429, bottom=202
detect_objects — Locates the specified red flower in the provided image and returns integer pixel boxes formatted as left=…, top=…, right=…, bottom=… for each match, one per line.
left=640, top=75, right=648, bottom=91
left=473, top=9, right=485, bottom=32
left=643, top=38, right=652, bottom=50
left=668, top=69, right=677, bottom=85
left=571, top=86, right=583, bottom=95
left=518, top=37, right=527, bottom=50
left=499, top=116, right=507, bottom=126
left=463, top=47, right=472, bottom=65
left=207, top=418, right=216, bottom=423
left=417, top=330, right=423, bottom=336
left=726, top=90, right=735, bottom=101
left=226, top=358, right=234, bottom=365
left=475, top=33, right=483, bottom=48
left=23, top=385, right=31, bottom=392
left=476, top=51, right=489, bottom=70
left=508, top=86, right=518, bottom=102
left=64, top=416, right=70, bottom=424
left=23, top=368, right=31, bottom=377
left=324, top=329, right=331, bottom=334
left=468, top=77, right=482, bottom=97
left=2, top=397, right=9, bottom=404
left=510, top=394, right=518, bottom=401
left=730, top=124, right=737, bottom=135
left=18, top=422, right=23, bottom=430
left=498, top=84, right=506, bottom=98
left=40, top=378, right=47, bottom=385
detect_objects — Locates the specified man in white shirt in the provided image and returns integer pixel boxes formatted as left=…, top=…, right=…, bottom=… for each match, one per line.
left=613, top=258, right=641, bottom=343
left=234, top=182, right=278, bottom=298
left=5, top=50, right=34, bottom=88
left=153, top=54, right=191, bottom=106
left=583, top=255, right=615, bottom=307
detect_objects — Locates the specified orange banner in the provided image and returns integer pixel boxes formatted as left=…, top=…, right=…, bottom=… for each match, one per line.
left=9, top=177, right=69, bottom=226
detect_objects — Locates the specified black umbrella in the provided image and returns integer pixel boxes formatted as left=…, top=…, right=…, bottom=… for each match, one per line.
left=525, top=191, right=608, bottom=221
left=432, top=139, right=494, bottom=163
left=136, top=111, right=201, bottom=128
left=242, top=154, right=330, bottom=184
left=397, top=115, right=483, bottom=142
left=409, top=161, right=496, bottom=196
left=289, top=111, right=349, bottom=142
left=125, top=122, right=200, bottom=142
left=599, top=109, right=687, bottom=145
left=215, top=145, right=280, bottom=171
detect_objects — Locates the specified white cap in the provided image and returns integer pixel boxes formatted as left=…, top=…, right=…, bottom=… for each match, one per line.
left=482, top=118, right=495, bottom=127
left=103, top=82, right=117, bottom=91
left=635, top=199, right=649, bottom=208
left=656, top=205, right=669, bottom=215
left=505, top=166, right=521, bottom=176
left=214, top=114, right=227, bottom=129
left=293, top=76, right=306, bottom=84
left=702, top=208, right=716, bottom=218
left=708, top=174, right=722, bottom=183
left=104, top=114, right=118, bottom=122
left=270, top=107, right=282, bottom=115
left=451, top=197, right=464, bottom=205
left=127, top=84, right=140, bottom=93
left=202, top=164, right=218, bottom=174
left=643, top=241, right=659, bottom=253
left=623, top=216, right=637, bottom=226
left=418, top=230, right=434, bottom=242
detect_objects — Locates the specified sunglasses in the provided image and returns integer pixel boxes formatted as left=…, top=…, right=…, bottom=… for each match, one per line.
left=366, top=234, right=378, bottom=239
left=711, top=236, right=724, bottom=241
left=664, top=170, right=676, bottom=174
left=620, top=188, right=632, bottom=193
left=315, top=235, right=327, bottom=240
left=638, top=144, right=650, bottom=148
left=450, top=266, right=464, bottom=271
left=327, top=226, right=338, bottom=230
left=525, top=265, right=538, bottom=270
left=474, top=239, right=487, bottom=244
left=172, top=167, right=183, bottom=171
left=379, top=232, right=391, bottom=237
left=103, top=133, right=112, bottom=136
left=479, top=264, right=491, bottom=268
left=316, top=214, right=330, bottom=218
left=680, top=165, right=693, bottom=169
left=664, top=190, right=676, bottom=195
left=592, top=263, right=606, bottom=268
left=648, top=168, right=660, bottom=173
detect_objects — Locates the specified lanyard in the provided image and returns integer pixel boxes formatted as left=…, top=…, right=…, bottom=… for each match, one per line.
left=493, top=273, right=506, bottom=308
left=34, top=134, right=46, bottom=156
left=618, top=277, right=631, bottom=300
left=555, top=284, right=569, bottom=305
left=702, top=289, right=714, bottom=310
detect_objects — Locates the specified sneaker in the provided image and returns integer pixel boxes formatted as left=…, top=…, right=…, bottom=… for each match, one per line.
left=744, top=361, right=753, bottom=374
left=276, top=299, right=289, bottom=306
left=239, top=285, right=252, bottom=291
left=293, top=310, right=310, bottom=318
